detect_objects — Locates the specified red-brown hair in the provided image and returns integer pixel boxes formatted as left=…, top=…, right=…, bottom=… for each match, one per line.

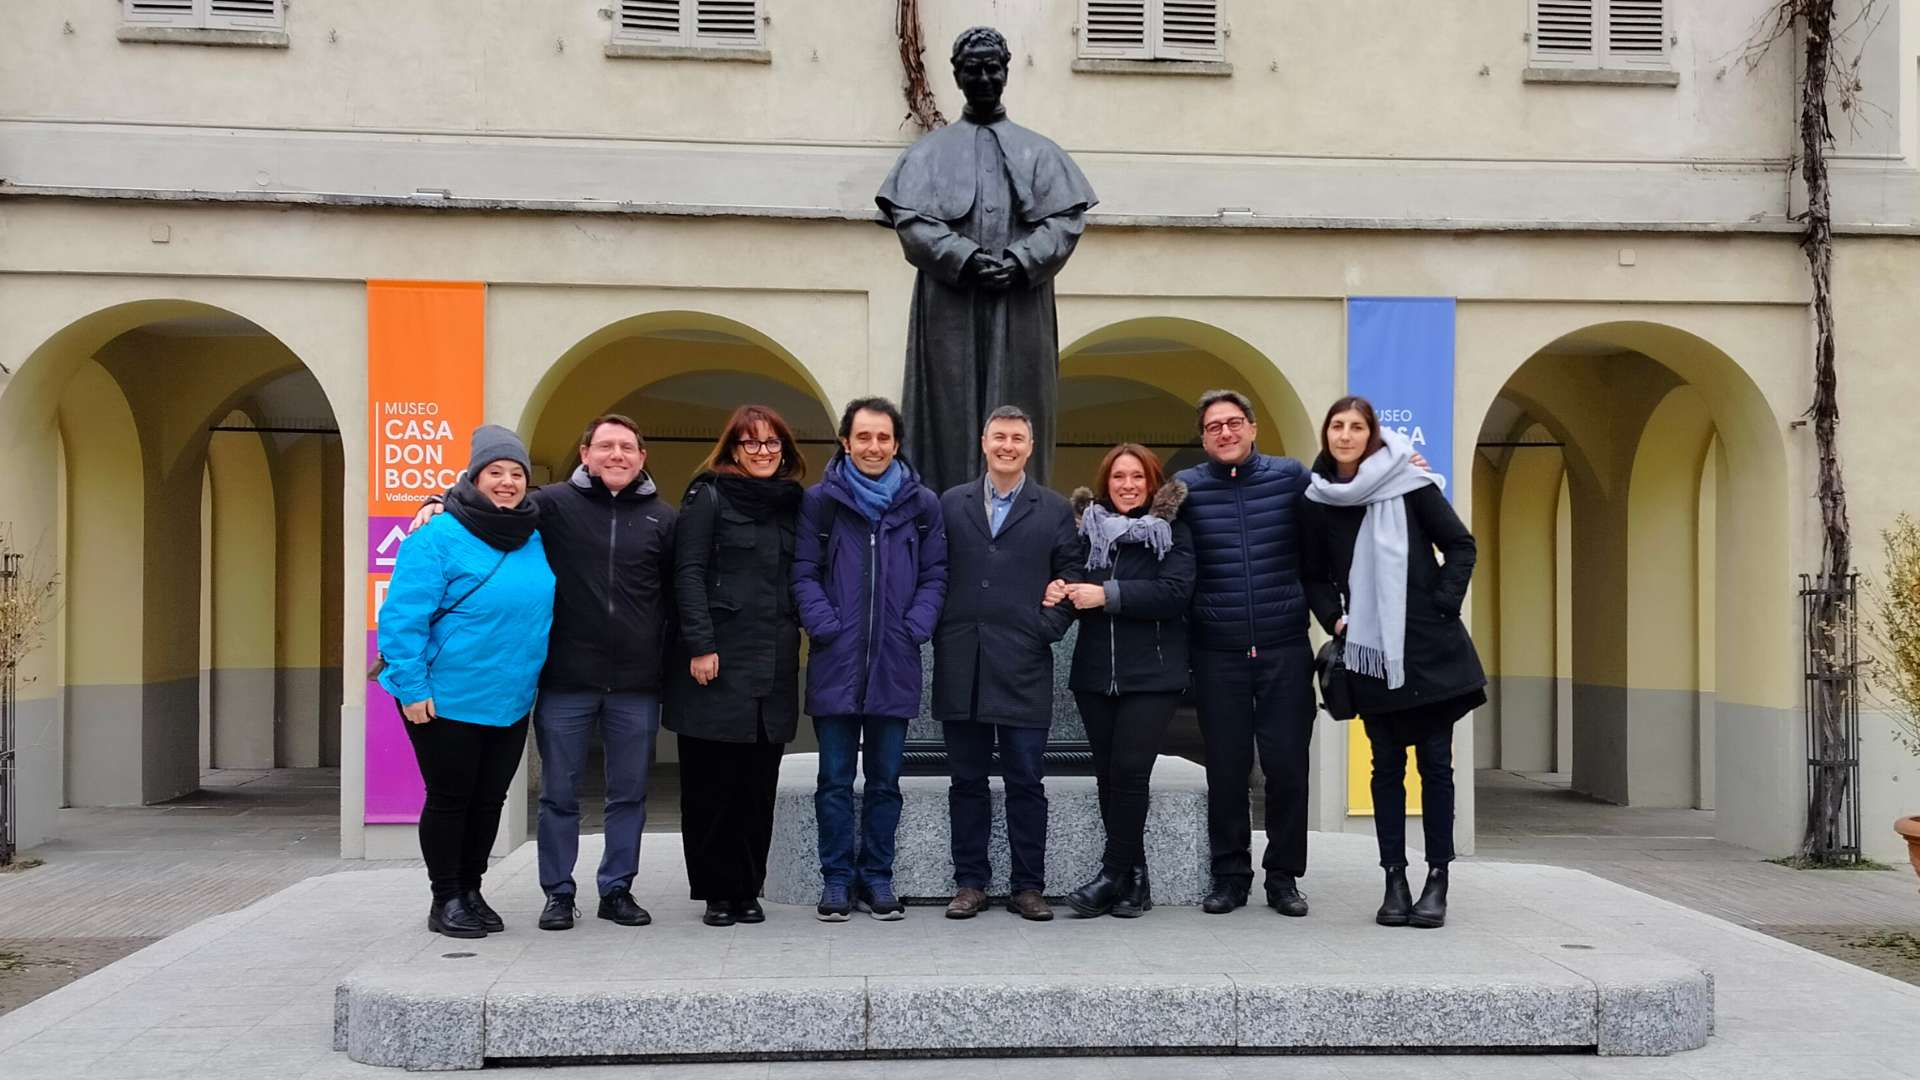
left=1319, top=395, right=1386, bottom=462
left=1094, top=443, right=1166, bottom=507
left=700, top=404, right=808, bottom=482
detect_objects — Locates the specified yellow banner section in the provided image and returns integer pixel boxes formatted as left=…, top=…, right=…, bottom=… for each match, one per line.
left=1346, top=719, right=1423, bottom=817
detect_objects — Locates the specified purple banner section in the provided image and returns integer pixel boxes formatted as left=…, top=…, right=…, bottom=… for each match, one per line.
left=364, top=630, right=425, bottom=823
left=367, top=516, right=413, bottom=575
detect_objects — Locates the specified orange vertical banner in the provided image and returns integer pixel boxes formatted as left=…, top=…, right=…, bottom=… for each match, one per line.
left=364, top=281, right=486, bottom=824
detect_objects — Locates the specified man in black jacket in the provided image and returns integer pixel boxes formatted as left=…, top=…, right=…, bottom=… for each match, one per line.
left=414, top=413, right=676, bottom=932
left=933, top=406, right=1082, bottom=922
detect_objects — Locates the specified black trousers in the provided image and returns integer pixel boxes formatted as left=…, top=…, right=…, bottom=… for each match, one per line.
left=944, top=721, right=1049, bottom=894
left=678, top=721, right=785, bottom=901
left=1191, top=645, right=1317, bottom=888
left=1363, top=708, right=1461, bottom=869
left=402, top=714, right=528, bottom=903
left=1075, top=691, right=1179, bottom=872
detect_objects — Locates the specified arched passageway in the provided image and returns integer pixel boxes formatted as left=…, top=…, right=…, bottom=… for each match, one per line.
left=1056, top=317, right=1315, bottom=493
left=1467, top=322, right=1790, bottom=849
left=0, top=303, right=345, bottom=847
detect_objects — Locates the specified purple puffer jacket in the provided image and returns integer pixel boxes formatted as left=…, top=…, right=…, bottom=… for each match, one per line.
left=791, top=458, right=948, bottom=720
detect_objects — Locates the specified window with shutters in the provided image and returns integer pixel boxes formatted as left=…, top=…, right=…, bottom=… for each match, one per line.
left=1079, top=0, right=1224, bottom=63
left=122, top=0, right=284, bottom=32
left=1531, top=0, right=1669, bottom=71
left=612, top=0, right=764, bottom=51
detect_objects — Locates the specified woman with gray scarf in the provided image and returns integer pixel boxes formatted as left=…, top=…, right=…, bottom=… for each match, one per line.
left=1045, top=444, right=1196, bottom=918
left=1302, top=397, right=1485, bottom=930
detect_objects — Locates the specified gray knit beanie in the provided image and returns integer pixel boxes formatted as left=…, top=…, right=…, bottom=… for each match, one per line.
left=466, top=424, right=532, bottom=479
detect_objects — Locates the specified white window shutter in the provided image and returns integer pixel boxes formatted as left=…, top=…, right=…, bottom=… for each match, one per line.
left=616, top=0, right=685, bottom=45
left=1605, top=0, right=1667, bottom=67
left=1154, top=0, right=1222, bottom=61
left=692, top=0, right=761, bottom=48
left=123, top=0, right=202, bottom=28
left=1532, top=0, right=1597, bottom=67
left=204, top=0, right=282, bottom=30
left=1081, top=0, right=1152, bottom=60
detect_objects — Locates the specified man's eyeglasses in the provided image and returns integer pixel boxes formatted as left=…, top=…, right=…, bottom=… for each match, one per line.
left=1202, top=417, right=1249, bottom=437
left=739, top=438, right=783, bottom=454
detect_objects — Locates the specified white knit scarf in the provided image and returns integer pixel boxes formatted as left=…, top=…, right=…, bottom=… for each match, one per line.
left=1304, top=428, right=1442, bottom=689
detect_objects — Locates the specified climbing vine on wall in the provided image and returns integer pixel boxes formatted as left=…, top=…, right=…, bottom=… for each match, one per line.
left=896, top=0, right=946, bottom=132
left=1745, top=0, right=1884, bottom=860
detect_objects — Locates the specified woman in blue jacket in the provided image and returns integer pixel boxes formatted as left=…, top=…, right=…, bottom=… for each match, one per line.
left=379, top=426, right=555, bottom=938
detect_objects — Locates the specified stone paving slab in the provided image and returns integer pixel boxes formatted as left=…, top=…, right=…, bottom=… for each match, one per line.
left=7, top=831, right=1920, bottom=1079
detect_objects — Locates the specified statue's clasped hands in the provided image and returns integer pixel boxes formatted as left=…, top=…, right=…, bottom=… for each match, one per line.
left=964, top=250, right=1021, bottom=292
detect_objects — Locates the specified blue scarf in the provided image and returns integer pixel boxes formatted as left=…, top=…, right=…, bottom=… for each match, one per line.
left=837, top=457, right=904, bottom=523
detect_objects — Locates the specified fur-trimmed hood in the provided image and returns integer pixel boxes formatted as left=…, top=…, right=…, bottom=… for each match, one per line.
left=1071, top=479, right=1188, bottom=528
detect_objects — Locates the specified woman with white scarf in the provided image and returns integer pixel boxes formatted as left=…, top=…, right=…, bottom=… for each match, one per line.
left=1302, top=397, right=1485, bottom=929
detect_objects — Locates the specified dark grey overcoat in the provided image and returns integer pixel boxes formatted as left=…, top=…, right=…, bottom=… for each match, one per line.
left=932, top=478, right=1084, bottom=729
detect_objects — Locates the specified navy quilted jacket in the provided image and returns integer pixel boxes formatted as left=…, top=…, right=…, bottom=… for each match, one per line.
left=1175, top=450, right=1310, bottom=654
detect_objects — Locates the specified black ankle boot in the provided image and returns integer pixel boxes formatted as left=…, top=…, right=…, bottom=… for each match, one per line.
left=1376, top=866, right=1413, bottom=927
left=702, top=901, right=737, bottom=927
left=1065, top=866, right=1129, bottom=918
left=1110, top=863, right=1153, bottom=918
left=428, top=895, right=488, bottom=939
left=1410, top=866, right=1449, bottom=929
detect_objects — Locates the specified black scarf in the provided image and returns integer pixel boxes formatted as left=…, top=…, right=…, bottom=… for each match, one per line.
left=445, top=478, right=539, bottom=552
left=706, top=472, right=803, bottom=520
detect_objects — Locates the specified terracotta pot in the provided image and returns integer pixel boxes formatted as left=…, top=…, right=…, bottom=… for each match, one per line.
left=1896, top=816, right=1920, bottom=882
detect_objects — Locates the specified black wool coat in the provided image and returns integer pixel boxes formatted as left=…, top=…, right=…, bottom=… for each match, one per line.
left=932, top=476, right=1084, bottom=729
left=1299, top=457, right=1487, bottom=716
left=664, top=476, right=802, bottom=743
left=1065, top=482, right=1196, bottom=697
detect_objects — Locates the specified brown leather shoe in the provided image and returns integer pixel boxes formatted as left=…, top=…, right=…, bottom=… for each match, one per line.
left=945, top=887, right=989, bottom=919
left=1006, top=889, right=1054, bottom=921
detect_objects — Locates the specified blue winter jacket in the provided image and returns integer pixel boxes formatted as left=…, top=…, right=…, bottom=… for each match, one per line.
left=1175, top=449, right=1310, bottom=654
left=377, top=513, right=557, bottom=726
left=791, top=458, right=948, bottom=719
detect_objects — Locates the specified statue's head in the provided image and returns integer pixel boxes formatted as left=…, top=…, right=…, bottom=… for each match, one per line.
left=951, top=26, right=1010, bottom=113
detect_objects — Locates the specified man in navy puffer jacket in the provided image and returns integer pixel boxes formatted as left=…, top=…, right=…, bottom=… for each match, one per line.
left=1176, top=389, right=1318, bottom=918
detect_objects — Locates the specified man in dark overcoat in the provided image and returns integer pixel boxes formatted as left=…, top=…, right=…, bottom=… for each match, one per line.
left=933, top=406, right=1083, bottom=921
left=876, top=25, right=1098, bottom=493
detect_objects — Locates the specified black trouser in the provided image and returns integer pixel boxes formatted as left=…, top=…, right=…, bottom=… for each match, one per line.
left=402, top=714, right=529, bottom=903
left=944, top=721, right=1049, bottom=894
left=1075, top=691, right=1179, bottom=872
left=1191, top=644, right=1316, bottom=889
left=679, top=719, right=785, bottom=902
left=1362, top=711, right=1457, bottom=869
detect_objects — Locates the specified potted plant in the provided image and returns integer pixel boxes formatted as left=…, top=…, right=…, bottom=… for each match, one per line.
left=1863, top=515, right=1920, bottom=884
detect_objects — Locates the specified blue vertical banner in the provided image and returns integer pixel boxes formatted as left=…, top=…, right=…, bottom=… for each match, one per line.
left=1345, top=297, right=1457, bottom=498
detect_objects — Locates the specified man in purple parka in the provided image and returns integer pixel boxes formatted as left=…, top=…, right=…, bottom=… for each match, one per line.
left=791, top=397, right=948, bottom=922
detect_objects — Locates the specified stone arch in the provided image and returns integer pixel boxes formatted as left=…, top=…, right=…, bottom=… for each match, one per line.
left=1468, top=318, right=1795, bottom=851
left=1057, top=316, right=1317, bottom=484
left=0, top=299, right=346, bottom=840
left=520, top=311, right=838, bottom=503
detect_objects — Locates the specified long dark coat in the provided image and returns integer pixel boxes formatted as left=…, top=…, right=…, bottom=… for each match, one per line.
left=1299, top=456, right=1487, bottom=716
left=932, top=477, right=1084, bottom=729
left=664, top=476, right=802, bottom=743
left=877, top=111, right=1098, bottom=493
left=1066, top=482, right=1197, bottom=697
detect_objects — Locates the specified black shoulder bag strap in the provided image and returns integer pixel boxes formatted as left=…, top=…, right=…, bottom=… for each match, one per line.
left=367, top=550, right=510, bottom=681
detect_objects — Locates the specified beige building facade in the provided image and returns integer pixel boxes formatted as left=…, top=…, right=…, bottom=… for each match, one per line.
left=2, top=0, right=1917, bottom=862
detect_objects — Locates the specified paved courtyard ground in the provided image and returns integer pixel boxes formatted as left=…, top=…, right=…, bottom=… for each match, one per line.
left=1, top=763, right=1916, bottom=1078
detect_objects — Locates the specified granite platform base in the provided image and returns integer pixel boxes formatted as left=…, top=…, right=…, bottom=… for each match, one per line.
left=332, top=833, right=1714, bottom=1070
left=762, top=752, right=1212, bottom=905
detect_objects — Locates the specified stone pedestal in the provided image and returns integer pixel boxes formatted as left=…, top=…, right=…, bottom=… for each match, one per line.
left=764, top=751, right=1211, bottom=905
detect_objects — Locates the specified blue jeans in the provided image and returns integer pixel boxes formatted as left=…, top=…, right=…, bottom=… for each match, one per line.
left=945, top=722, right=1050, bottom=894
left=534, top=689, right=660, bottom=899
left=813, top=714, right=908, bottom=890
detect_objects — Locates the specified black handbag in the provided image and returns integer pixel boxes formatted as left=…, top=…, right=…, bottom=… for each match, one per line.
left=1316, top=634, right=1357, bottom=720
